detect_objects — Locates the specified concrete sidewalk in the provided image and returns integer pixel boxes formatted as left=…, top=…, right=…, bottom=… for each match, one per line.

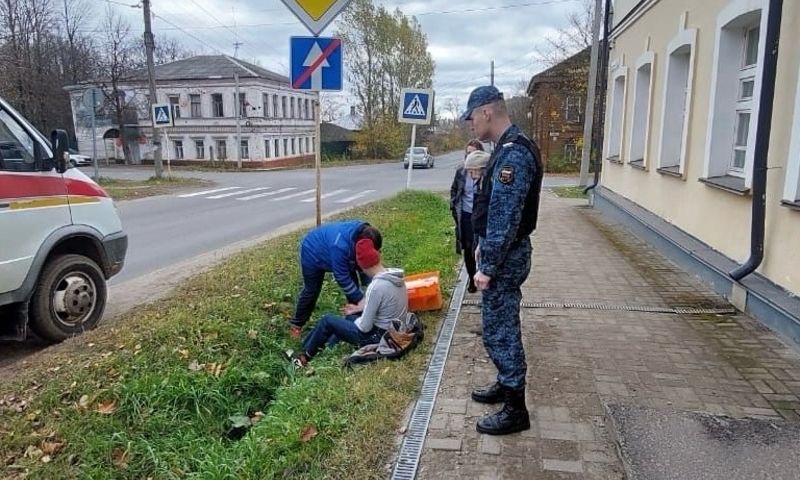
left=416, top=193, right=800, bottom=480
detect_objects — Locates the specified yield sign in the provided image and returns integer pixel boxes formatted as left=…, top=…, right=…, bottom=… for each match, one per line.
left=280, top=0, right=353, bottom=36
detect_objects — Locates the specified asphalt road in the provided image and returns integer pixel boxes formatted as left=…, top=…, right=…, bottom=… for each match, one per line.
left=107, top=153, right=577, bottom=284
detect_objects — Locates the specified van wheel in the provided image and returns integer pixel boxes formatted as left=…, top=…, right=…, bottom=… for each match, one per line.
left=29, top=254, right=107, bottom=342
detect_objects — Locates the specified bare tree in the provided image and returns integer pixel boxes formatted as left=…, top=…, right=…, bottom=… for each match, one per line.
left=443, top=97, right=461, bottom=122
left=534, top=0, right=596, bottom=67
left=320, top=93, right=346, bottom=123
left=96, top=5, right=144, bottom=164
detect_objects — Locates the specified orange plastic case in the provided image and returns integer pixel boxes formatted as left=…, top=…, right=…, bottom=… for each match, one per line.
left=405, top=271, right=443, bottom=312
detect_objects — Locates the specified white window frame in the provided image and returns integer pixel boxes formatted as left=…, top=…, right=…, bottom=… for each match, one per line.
left=564, top=96, right=581, bottom=123
left=194, top=139, right=204, bottom=159
left=174, top=139, right=184, bottom=160
left=628, top=51, right=656, bottom=167
left=656, top=28, right=697, bottom=174
left=263, top=93, right=270, bottom=118
left=703, top=0, right=768, bottom=187
left=240, top=139, right=249, bottom=160
left=606, top=62, right=628, bottom=161
left=190, top=94, right=202, bottom=118
left=784, top=60, right=800, bottom=203
left=274, top=138, right=281, bottom=158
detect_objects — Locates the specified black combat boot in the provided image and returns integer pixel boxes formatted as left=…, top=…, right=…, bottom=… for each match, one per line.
left=471, top=382, right=503, bottom=404
left=476, top=387, right=530, bottom=435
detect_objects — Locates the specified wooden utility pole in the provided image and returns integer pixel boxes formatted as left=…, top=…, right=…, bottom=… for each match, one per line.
left=580, top=0, right=603, bottom=187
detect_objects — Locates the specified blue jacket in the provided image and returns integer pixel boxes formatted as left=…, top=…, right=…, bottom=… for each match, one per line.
left=301, top=219, right=369, bottom=303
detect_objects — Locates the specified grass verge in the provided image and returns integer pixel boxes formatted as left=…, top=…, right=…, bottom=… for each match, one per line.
left=0, top=190, right=459, bottom=479
left=99, top=176, right=212, bottom=201
left=549, top=185, right=588, bottom=199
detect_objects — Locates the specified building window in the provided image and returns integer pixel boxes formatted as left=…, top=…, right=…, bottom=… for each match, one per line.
left=606, top=68, right=627, bottom=161
left=629, top=53, right=654, bottom=166
left=273, top=96, right=279, bottom=118
left=190, top=94, right=202, bottom=118
left=305, top=99, right=311, bottom=119
left=311, top=102, right=316, bottom=120
left=564, top=143, right=578, bottom=162
left=657, top=29, right=696, bottom=174
left=291, top=138, right=296, bottom=155
left=265, top=139, right=271, bottom=158
left=312, top=136, right=315, bottom=153
left=194, top=139, right=204, bottom=159
left=564, top=96, right=581, bottom=123
left=240, top=139, right=249, bottom=160
left=212, top=94, right=224, bottom=117
left=169, top=95, right=180, bottom=119
left=704, top=6, right=765, bottom=186
left=299, top=137, right=304, bottom=154
left=290, top=97, right=296, bottom=118
left=274, top=139, right=280, bottom=157
left=282, top=96, right=288, bottom=118
left=216, top=139, right=227, bottom=160
left=306, top=137, right=310, bottom=153
left=283, top=138, right=288, bottom=156
left=263, top=93, right=270, bottom=117
left=234, top=92, right=247, bottom=118
left=174, top=140, right=184, bottom=160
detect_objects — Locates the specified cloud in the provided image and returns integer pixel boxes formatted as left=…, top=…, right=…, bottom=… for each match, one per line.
left=89, top=0, right=583, bottom=114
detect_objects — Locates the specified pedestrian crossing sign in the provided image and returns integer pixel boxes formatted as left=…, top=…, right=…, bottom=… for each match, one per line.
left=399, top=88, right=434, bottom=125
left=152, top=103, right=173, bottom=128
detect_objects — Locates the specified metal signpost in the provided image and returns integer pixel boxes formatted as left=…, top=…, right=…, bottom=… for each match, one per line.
left=283, top=0, right=351, bottom=226
left=398, top=88, right=434, bottom=189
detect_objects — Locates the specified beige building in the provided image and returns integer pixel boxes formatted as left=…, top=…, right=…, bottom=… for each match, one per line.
left=595, top=0, right=799, bottom=340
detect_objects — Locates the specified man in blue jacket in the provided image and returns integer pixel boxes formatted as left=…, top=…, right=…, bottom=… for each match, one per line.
left=289, top=220, right=383, bottom=339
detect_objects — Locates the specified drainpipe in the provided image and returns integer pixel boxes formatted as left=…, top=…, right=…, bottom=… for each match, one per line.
left=730, top=0, right=783, bottom=281
left=584, top=0, right=612, bottom=194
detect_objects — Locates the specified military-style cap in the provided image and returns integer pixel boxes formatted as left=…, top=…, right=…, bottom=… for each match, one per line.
left=460, top=85, right=504, bottom=121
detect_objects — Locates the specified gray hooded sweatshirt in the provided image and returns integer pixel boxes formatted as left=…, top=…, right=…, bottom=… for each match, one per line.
left=355, top=268, right=408, bottom=333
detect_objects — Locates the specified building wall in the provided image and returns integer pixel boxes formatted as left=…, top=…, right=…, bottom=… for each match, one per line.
left=601, top=0, right=800, bottom=294
left=69, top=79, right=317, bottom=162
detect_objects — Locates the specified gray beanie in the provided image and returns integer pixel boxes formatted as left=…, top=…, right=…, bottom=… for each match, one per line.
left=465, top=150, right=490, bottom=170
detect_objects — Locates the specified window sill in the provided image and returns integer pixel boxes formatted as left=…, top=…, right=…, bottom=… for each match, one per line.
left=656, top=165, right=682, bottom=178
left=699, top=175, right=750, bottom=196
left=607, top=155, right=624, bottom=165
left=629, top=159, right=646, bottom=171
left=781, top=199, right=800, bottom=211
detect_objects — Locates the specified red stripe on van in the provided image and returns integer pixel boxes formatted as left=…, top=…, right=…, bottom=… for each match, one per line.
left=0, top=173, right=107, bottom=199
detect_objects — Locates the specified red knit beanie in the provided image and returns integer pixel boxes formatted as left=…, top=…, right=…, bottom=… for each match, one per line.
left=355, top=238, right=380, bottom=269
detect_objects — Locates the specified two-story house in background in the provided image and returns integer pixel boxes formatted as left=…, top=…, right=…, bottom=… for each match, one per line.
left=595, top=0, right=800, bottom=346
left=66, top=55, right=317, bottom=167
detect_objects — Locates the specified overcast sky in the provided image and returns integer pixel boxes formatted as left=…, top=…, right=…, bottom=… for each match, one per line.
left=94, top=0, right=583, bottom=117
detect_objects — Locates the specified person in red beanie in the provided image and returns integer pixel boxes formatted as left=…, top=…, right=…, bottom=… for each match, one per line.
left=292, top=239, right=408, bottom=367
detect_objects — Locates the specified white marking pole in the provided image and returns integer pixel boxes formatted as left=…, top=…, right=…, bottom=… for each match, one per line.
left=406, top=123, right=417, bottom=189
left=315, top=97, right=322, bottom=225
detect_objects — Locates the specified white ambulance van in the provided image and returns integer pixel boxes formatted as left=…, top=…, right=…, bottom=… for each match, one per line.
left=0, top=96, right=127, bottom=342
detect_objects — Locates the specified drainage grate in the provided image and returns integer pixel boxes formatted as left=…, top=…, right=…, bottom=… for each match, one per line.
left=391, top=269, right=468, bottom=480
left=460, top=299, right=735, bottom=315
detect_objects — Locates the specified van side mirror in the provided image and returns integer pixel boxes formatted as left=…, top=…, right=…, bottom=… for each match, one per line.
left=51, top=129, right=69, bottom=174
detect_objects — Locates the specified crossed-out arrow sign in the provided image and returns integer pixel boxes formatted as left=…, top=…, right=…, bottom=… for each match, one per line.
left=290, top=36, right=343, bottom=91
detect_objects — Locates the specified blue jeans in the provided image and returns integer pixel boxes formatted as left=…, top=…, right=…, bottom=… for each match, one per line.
left=303, top=314, right=385, bottom=358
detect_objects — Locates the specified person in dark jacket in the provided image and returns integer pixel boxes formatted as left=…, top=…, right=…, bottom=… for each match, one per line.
left=289, top=220, right=383, bottom=339
left=450, top=139, right=485, bottom=293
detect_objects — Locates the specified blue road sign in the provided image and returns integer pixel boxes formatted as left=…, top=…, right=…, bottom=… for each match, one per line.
left=290, top=36, right=343, bottom=91
left=152, top=103, right=173, bottom=128
left=399, top=88, right=434, bottom=125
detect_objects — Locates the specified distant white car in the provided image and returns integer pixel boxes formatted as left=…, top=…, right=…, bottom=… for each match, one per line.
left=68, top=148, right=92, bottom=167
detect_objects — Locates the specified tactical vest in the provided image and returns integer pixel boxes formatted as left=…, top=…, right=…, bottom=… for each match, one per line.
left=472, top=131, right=544, bottom=241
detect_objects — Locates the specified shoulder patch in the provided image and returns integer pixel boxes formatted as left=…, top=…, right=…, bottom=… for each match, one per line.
left=498, top=165, right=514, bottom=184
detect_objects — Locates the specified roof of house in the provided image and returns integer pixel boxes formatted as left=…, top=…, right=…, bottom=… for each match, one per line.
left=527, top=47, right=591, bottom=94
left=321, top=122, right=356, bottom=143
left=67, top=55, right=288, bottom=89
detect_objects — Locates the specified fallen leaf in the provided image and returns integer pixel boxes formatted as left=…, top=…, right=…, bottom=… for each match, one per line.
left=188, top=360, right=203, bottom=372
left=41, top=455, right=52, bottom=463
left=250, top=411, right=265, bottom=424
left=78, top=395, right=90, bottom=409
left=177, top=349, right=189, bottom=358
left=134, top=344, right=142, bottom=351
left=112, top=448, right=129, bottom=469
left=96, top=400, right=117, bottom=415
left=300, top=425, right=318, bottom=443
left=247, top=330, right=258, bottom=339
left=87, top=343, right=95, bottom=348
left=397, top=426, right=408, bottom=434
left=231, top=294, right=241, bottom=298
left=41, top=441, right=64, bottom=456
left=24, top=446, right=43, bottom=459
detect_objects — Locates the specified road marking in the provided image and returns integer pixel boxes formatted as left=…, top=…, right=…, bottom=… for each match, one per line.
left=207, top=187, right=271, bottom=199
left=178, top=187, right=242, bottom=198
left=270, top=189, right=316, bottom=201
left=335, top=190, right=376, bottom=203
left=300, top=189, right=349, bottom=202
left=237, top=187, right=296, bottom=201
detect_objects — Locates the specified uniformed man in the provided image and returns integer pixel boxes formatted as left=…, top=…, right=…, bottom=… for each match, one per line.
left=460, top=85, right=543, bottom=435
